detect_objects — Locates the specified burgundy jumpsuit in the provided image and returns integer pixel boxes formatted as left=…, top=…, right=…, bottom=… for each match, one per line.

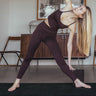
left=17, top=9, right=77, bottom=81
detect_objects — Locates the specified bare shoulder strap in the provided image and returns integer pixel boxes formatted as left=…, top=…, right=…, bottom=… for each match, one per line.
left=68, top=21, right=77, bottom=26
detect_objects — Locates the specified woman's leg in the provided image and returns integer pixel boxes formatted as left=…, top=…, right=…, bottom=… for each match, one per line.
left=17, top=31, right=42, bottom=79
left=43, top=37, right=76, bottom=81
left=43, top=37, right=91, bottom=88
left=8, top=27, right=42, bottom=92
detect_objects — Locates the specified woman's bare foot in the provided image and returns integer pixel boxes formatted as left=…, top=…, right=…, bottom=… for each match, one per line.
left=8, top=79, right=20, bottom=92
left=8, top=83, right=20, bottom=92
left=74, top=78, right=91, bottom=88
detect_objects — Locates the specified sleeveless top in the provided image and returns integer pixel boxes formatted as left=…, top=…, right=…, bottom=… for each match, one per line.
left=48, top=9, right=76, bottom=31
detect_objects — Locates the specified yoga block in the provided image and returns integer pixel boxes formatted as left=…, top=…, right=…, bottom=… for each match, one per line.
left=73, top=69, right=84, bottom=82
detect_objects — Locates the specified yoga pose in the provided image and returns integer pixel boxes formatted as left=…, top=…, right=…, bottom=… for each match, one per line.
left=8, top=0, right=92, bottom=92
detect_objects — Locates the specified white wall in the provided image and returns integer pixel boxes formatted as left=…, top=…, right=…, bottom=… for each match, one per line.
left=0, top=0, right=9, bottom=50
left=0, top=0, right=96, bottom=65
left=8, top=0, right=36, bottom=36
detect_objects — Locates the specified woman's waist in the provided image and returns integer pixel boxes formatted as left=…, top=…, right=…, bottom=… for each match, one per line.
left=40, top=21, right=58, bottom=32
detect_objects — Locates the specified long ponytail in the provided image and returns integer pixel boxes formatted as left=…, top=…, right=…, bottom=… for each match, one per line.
left=77, top=6, right=92, bottom=56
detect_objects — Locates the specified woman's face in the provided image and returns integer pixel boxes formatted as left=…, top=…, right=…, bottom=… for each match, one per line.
left=73, top=5, right=86, bottom=18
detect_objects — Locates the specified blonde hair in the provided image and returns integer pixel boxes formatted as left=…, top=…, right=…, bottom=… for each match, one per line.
left=77, top=6, right=92, bottom=56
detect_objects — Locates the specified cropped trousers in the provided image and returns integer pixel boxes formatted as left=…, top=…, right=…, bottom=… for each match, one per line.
left=17, top=21, right=77, bottom=81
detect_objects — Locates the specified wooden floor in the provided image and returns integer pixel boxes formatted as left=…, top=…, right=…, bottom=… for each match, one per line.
left=0, top=65, right=96, bottom=83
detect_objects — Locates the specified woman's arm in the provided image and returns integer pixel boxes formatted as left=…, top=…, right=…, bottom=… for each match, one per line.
left=64, top=0, right=73, bottom=10
left=65, top=0, right=72, bottom=5
left=67, top=23, right=76, bottom=70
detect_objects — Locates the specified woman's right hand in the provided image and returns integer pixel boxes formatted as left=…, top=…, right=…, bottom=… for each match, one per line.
left=8, top=78, right=20, bottom=92
left=69, top=65, right=76, bottom=71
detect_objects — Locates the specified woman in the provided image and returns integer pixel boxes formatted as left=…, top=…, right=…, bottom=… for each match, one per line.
left=8, top=0, right=92, bottom=92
